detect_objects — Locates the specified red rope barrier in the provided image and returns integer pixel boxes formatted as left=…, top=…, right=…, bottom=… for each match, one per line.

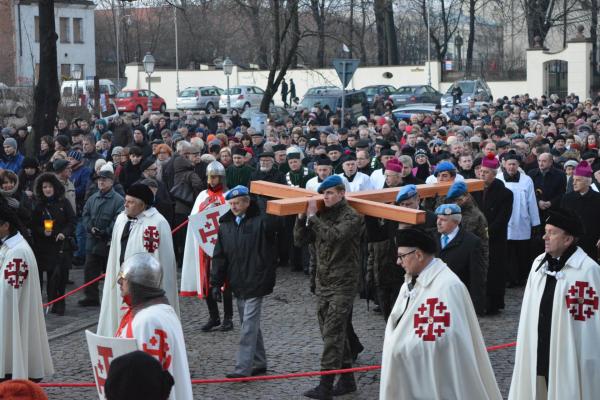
left=171, top=219, right=189, bottom=235
left=43, top=274, right=106, bottom=308
left=37, top=341, right=517, bottom=388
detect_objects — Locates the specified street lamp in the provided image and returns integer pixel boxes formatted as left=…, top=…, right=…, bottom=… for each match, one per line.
left=143, top=52, right=155, bottom=113
left=454, top=34, right=463, bottom=72
left=71, top=64, right=82, bottom=106
left=223, top=57, right=233, bottom=115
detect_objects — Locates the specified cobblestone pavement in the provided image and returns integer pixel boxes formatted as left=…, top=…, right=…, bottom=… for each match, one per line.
left=42, top=267, right=523, bottom=400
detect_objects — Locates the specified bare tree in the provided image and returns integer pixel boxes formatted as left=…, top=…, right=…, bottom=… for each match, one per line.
left=413, top=0, right=464, bottom=63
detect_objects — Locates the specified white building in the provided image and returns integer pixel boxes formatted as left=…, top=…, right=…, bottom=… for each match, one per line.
left=8, top=0, right=96, bottom=85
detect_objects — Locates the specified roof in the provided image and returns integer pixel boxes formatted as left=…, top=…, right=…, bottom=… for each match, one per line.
left=18, top=0, right=95, bottom=6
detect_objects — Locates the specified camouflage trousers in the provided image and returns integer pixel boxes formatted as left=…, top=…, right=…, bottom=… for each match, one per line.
left=317, top=294, right=354, bottom=370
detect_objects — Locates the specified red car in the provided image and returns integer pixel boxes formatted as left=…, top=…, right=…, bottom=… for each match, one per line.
left=114, top=89, right=167, bottom=114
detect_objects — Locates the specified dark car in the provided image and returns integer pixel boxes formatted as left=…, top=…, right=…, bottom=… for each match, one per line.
left=361, top=85, right=396, bottom=106
left=389, top=85, right=442, bottom=107
left=299, top=89, right=367, bottom=124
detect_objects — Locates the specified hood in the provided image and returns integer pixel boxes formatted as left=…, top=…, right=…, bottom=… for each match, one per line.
left=33, top=172, right=65, bottom=201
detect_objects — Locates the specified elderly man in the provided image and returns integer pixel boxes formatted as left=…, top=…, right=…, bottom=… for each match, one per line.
left=559, top=161, right=600, bottom=261
left=211, top=185, right=277, bottom=378
left=380, top=227, right=501, bottom=399
left=97, top=183, right=179, bottom=336
left=369, top=149, right=396, bottom=189
left=435, top=204, right=487, bottom=315
left=116, top=254, right=193, bottom=400
left=294, top=175, right=364, bottom=399
left=509, top=208, right=600, bottom=400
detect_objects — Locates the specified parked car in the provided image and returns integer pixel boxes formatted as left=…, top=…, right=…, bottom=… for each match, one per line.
left=219, top=85, right=265, bottom=111
left=0, top=84, right=27, bottom=119
left=389, top=85, right=442, bottom=106
left=361, top=85, right=396, bottom=106
left=61, top=79, right=118, bottom=107
left=241, top=106, right=291, bottom=121
left=392, top=104, right=449, bottom=122
left=176, top=86, right=222, bottom=111
left=114, top=89, right=167, bottom=114
left=298, top=89, right=367, bottom=124
left=303, top=86, right=338, bottom=97
left=441, top=79, right=493, bottom=107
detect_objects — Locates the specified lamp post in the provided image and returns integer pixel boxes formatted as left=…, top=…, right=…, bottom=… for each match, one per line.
left=143, top=52, right=155, bottom=113
left=222, top=57, right=233, bottom=115
left=426, top=0, right=431, bottom=86
left=71, top=64, right=82, bottom=106
left=454, top=34, right=463, bottom=72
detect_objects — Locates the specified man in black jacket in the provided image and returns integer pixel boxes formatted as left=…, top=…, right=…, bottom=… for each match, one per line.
left=435, top=204, right=487, bottom=316
left=211, top=185, right=277, bottom=378
left=472, top=154, right=513, bottom=314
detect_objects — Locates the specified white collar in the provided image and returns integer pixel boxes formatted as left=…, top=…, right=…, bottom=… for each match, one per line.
left=3, top=233, right=24, bottom=249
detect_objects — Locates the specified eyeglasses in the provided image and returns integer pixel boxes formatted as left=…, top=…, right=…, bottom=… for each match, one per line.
left=397, top=249, right=416, bottom=262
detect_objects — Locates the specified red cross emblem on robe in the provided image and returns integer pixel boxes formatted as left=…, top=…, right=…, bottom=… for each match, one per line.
left=143, top=226, right=160, bottom=253
left=142, top=329, right=172, bottom=370
left=565, top=281, right=599, bottom=321
left=4, top=258, right=29, bottom=289
left=413, top=297, right=451, bottom=341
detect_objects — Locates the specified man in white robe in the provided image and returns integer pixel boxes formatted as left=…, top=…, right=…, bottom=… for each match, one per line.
left=98, top=183, right=179, bottom=336
left=0, top=208, right=53, bottom=380
left=380, top=227, right=501, bottom=400
left=337, top=153, right=371, bottom=192
left=509, top=208, right=600, bottom=400
left=115, top=253, right=192, bottom=400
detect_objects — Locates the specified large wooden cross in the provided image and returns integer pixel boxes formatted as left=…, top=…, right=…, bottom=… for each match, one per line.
left=249, top=179, right=485, bottom=224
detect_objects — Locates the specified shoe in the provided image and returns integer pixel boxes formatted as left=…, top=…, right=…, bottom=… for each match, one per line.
left=225, top=372, right=248, bottom=378
left=220, top=318, right=233, bottom=332
left=78, top=298, right=100, bottom=307
left=373, top=305, right=381, bottom=313
left=352, top=343, right=364, bottom=362
left=332, top=370, right=357, bottom=396
left=251, top=367, right=267, bottom=376
left=51, top=303, right=65, bottom=316
left=303, top=375, right=334, bottom=400
left=201, top=318, right=221, bottom=332
left=72, top=257, right=85, bottom=266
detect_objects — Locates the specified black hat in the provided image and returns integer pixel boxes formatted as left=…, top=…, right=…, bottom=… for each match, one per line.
left=52, top=158, right=70, bottom=173
left=501, top=151, right=521, bottom=163
left=338, top=127, right=349, bottom=135
left=232, top=147, right=247, bottom=156
left=315, top=156, right=332, bottom=166
left=272, top=144, right=287, bottom=152
left=126, top=183, right=154, bottom=206
left=258, top=151, right=275, bottom=159
left=307, top=138, right=320, bottom=148
left=326, top=145, right=343, bottom=154
left=105, top=351, right=174, bottom=400
left=22, top=157, right=39, bottom=169
left=395, top=227, right=437, bottom=255
left=496, top=140, right=510, bottom=149
left=140, top=158, right=156, bottom=172
left=356, top=140, right=370, bottom=149
left=545, top=207, right=584, bottom=237
left=375, top=139, right=390, bottom=148
left=582, top=150, right=598, bottom=160
left=286, top=152, right=301, bottom=160
left=340, top=153, right=357, bottom=163
left=380, top=148, right=395, bottom=157
left=54, top=134, right=70, bottom=149
left=128, top=146, right=143, bottom=156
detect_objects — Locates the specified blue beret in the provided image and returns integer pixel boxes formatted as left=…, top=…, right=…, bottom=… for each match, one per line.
left=318, top=175, right=344, bottom=194
left=445, top=181, right=467, bottom=201
left=435, top=204, right=462, bottom=216
left=225, top=185, right=249, bottom=200
left=395, top=184, right=418, bottom=203
left=434, top=161, right=456, bottom=176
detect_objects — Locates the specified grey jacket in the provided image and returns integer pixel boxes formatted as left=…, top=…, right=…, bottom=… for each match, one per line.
left=82, top=188, right=124, bottom=256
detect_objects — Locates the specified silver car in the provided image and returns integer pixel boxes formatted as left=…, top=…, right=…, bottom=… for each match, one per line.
left=219, top=85, right=265, bottom=111
left=176, top=86, right=222, bottom=111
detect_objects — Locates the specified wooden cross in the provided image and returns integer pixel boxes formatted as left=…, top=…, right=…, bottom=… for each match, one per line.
left=249, top=179, right=485, bottom=224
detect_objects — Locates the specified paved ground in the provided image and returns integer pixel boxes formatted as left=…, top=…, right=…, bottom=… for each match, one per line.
left=42, top=267, right=523, bottom=400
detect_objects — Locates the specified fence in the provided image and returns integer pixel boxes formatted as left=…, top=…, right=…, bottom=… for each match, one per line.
left=442, top=57, right=527, bottom=82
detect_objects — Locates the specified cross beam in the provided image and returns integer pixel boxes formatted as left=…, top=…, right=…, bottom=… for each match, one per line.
left=250, top=179, right=484, bottom=224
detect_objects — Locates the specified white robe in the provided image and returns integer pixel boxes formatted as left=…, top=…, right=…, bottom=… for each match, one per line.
left=424, top=173, right=465, bottom=184
left=370, top=168, right=386, bottom=189
left=380, top=258, right=501, bottom=400
left=0, top=233, right=54, bottom=379
left=509, top=247, right=600, bottom=400
left=497, top=171, right=540, bottom=240
left=337, top=172, right=372, bottom=192
left=305, top=175, right=350, bottom=193
left=98, top=207, right=180, bottom=336
left=118, top=303, right=193, bottom=400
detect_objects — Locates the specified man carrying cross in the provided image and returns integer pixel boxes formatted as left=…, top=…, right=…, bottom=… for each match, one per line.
left=509, top=207, right=600, bottom=400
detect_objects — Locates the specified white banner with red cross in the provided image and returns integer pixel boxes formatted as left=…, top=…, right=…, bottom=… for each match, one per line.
left=86, top=330, right=138, bottom=400
left=189, top=203, right=230, bottom=257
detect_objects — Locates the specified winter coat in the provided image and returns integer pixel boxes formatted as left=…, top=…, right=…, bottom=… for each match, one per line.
left=118, top=161, right=142, bottom=192
left=560, top=189, right=600, bottom=261
left=211, top=200, right=278, bottom=299
left=82, top=187, right=124, bottom=256
left=173, top=156, right=204, bottom=215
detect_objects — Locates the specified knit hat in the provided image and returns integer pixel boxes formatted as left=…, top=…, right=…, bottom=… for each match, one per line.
left=0, top=379, right=48, bottom=400
left=126, top=183, right=154, bottom=206
left=574, top=160, right=593, bottom=178
left=67, top=150, right=82, bottom=161
left=52, top=158, right=70, bottom=173
left=98, top=161, right=115, bottom=180
left=481, top=152, right=500, bottom=169
left=104, top=351, right=174, bottom=400
left=3, top=137, right=17, bottom=150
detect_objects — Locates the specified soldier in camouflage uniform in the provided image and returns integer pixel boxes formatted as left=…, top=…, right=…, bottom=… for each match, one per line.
left=294, top=175, right=363, bottom=400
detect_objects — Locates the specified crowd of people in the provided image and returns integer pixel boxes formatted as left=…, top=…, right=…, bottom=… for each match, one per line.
left=1, top=89, right=600, bottom=399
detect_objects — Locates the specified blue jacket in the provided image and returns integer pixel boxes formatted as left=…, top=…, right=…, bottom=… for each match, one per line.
left=70, top=165, right=92, bottom=206
left=0, top=153, right=24, bottom=173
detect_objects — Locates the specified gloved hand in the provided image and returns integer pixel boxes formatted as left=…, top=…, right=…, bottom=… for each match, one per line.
left=211, top=286, right=222, bottom=302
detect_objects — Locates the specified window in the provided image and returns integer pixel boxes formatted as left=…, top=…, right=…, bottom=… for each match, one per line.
left=60, top=64, right=71, bottom=78
left=73, top=18, right=83, bottom=43
left=34, top=16, right=40, bottom=42
left=59, top=17, right=70, bottom=43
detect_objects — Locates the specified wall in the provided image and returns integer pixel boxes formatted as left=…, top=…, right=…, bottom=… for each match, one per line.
left=124, top=62, right=442, bottom=108
left=0, top=1, right=16, bottom=85
left=15, top=1, right=96, bottom=85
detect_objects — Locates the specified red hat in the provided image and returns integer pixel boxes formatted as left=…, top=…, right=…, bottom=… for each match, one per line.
left=481, top=152, right=500, bottom=169
left=405, top=125, right=413, bottom=133
left=0, top=380, right=48, bottom=400
left=574, top=160, right=593, bottom=178
left=385, top=158, right=403, bottom=173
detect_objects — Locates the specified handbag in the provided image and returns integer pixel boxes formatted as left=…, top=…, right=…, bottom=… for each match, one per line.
left=170, top=181, right=195, bottom=207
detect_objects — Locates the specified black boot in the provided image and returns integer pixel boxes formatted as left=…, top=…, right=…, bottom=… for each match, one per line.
left=303, top=375, right=334, bottom=400
left=201, top=318, right=221, bottom=332
left=332, top=368, right=357, bottom=396
left=220, top=318, right=233, bottom=332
